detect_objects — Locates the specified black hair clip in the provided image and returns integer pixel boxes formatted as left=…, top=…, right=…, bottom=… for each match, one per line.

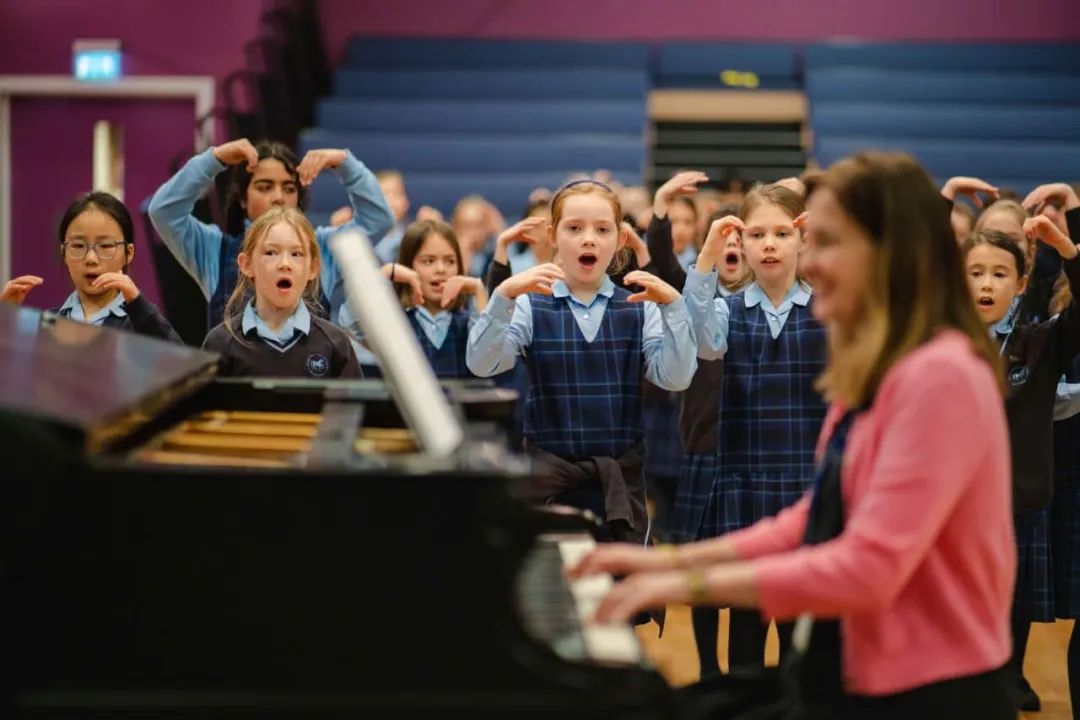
left=552, top=178, right=615, bottom=200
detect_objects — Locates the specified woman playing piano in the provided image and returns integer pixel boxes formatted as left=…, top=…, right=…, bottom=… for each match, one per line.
left=571, top=153, right=1017, bottom=719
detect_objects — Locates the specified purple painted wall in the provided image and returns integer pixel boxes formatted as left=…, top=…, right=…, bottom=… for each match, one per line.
left=0, top=0, right=264, bottom=93
left=316, top=0, right=1080, bottom=65
left=1, top=0, right=267, bottom=307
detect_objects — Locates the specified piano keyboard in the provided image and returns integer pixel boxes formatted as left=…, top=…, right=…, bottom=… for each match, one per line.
left=517, top=533, right=642, bottom=667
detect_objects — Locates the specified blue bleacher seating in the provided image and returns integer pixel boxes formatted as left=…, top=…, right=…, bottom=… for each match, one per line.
left=312, top=36, right=657, bottom=216
left=815, top=137, right=1080, bottom=188
left=316, top=37, right=1080, bottom=218
left=805, top=42, right=1080, bottom=73
left=333, top=68, right=650, bottom=100
left=806, top=68, right=1080, bottom=105
left=811, top=103, right=1080, bottom=141
left=345, top=37, right=650, bottom=70
left=806, top=42, right=1080, bottom=185
left=299, top=130, right=644, bottom=175
left=315, top=98, right=646, bottom=135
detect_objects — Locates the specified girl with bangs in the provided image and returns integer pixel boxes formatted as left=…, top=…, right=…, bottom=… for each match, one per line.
left=467, top=180, right=696, bottom=546
left=203, top=207, right=360, bottom=379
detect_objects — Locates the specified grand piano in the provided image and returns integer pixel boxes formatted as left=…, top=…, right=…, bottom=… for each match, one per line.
left=0, top=300, right=681, bottom=719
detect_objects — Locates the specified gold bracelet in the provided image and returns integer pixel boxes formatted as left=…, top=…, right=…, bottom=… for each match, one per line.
left=656, top=543, right=682, bottom=569
left=685, top=567, right=710, bottom=605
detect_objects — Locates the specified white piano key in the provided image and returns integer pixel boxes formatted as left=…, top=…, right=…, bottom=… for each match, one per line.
left=556, top=536, right=642, bottom=665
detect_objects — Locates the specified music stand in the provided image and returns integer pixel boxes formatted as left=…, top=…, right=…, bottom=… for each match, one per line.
left=330, top=230, right=465, bottom=457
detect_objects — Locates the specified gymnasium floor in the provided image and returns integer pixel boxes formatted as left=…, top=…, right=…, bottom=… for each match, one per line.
left=637, top=606, right=1074, bottom=719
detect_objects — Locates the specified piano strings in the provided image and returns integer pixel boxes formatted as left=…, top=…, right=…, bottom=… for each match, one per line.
left=134, top=409, right=419, bottom=467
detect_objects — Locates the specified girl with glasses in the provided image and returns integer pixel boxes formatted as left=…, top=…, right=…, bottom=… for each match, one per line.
left=1, top=192, right=180, bottom=343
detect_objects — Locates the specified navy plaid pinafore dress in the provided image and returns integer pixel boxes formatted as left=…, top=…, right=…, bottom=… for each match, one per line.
left=642, top=384, right=685, bottom=481
left=694, top=292, right=828, bottom=540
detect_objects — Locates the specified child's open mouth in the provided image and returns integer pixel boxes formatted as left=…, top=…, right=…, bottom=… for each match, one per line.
left=578, top=253, right=598, bottom=270
left=276, top=277, right=294, bottom=291
left=977, top=296, right=995, bottom=307
left=83, top=273, right=101, bottom=284
left=723, top=251, right=740, bottom=269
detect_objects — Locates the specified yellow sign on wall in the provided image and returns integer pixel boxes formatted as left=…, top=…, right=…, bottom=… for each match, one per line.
left=720, top=70, right=760, bottom=89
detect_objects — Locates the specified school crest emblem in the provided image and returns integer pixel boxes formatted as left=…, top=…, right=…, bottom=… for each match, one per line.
left=1008, top=365, right=1031, bottom=387
left=306, top=353, right=330, bottom=377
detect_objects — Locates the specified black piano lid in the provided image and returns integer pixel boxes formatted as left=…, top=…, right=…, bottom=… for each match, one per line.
left=0, top=303, right=218, bottom=451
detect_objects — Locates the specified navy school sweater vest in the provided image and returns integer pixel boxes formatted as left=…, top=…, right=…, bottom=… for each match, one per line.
left=524, top=288, right=645, bottom=461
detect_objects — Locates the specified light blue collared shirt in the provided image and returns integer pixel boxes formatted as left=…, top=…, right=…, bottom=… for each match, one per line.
left=1055, top=379, right=1080, bottom=422
left=993, top=296, right=1021, bottom=337
left=241, top=301, right=310, bottom=353
left=508, top=245, right=538, bottom=275
left=147, top=148, right=393, bottom=304
left=412, top=306, right=458, bottom=349
left=57, top=290, right=126, bottom=326
left=373, top=222, right=406, bottom=265
left=466, top=276, right=697, bottom=391
left=683, top=266, right=812, bottom=360
left=676, top=245, right=698, bottom=272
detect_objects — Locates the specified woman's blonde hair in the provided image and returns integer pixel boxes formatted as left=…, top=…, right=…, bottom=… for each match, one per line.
left=805, top=152, right=1003, bottom=407
left=223, top=206, right=321, bottom=341
left=549, top=179, right=632, bottom=275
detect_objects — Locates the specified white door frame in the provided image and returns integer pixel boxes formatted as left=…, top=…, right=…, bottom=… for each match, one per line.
left=0, top=75, right=215, bottom=283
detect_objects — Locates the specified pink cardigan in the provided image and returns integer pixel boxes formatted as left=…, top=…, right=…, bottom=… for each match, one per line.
left=728, top=330, right=1015, bottom=697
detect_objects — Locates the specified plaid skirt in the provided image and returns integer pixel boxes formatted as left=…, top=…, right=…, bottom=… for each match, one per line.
left=1015, top=509, right=1055, bottom=622
left=1052, top=413, right=1080, bottom=618
left=695, top=469, right=812, bottom=542
left=670, top=452, right=716, bottom=543
left=642, top=390, right=685, bottom=480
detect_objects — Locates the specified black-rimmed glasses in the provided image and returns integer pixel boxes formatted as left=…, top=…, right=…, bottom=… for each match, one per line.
left=63, top=240, right=126, bottom=260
